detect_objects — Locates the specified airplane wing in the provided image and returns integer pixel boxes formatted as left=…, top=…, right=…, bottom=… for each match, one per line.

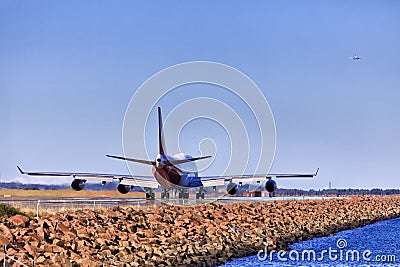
left=17, top=165, right=318, bottom=190
left=17, top=166, right=159, bottom=188
left=199, top=168, right=319, bottom=187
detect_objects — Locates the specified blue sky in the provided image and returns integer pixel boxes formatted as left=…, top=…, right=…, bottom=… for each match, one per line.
left=1, top=1, right=399, bottom=189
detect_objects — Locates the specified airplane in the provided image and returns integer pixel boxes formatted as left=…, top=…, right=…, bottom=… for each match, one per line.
left=17, top=107, right=318, bottom=199
left=349, top=54, right=362, bottom=60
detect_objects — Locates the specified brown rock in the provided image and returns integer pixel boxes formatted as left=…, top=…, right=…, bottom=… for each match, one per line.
left=24, top=243, right=37, bottom=256
left=42, top=243, right=53, bottom=253
left=96, top=238, right=107, bottom=246
left=120, top=240, right=130, bottom=248
left=52, top=245, right=65, bottom=253
left=53, top=239, right=65, bottom=247
left=77, top=239, right=87, bottom=250
left=9, top=214, right=29, bottom=227
left=77, top=228, right=90, bottom=239
left=5, top=247, right=16, bottom=255
left=36, top=255, right=46, bottom=263
left=0, top=235, right=9, bottom=245
left=35, top=227, right=46, bottom=241
left=0, top=224, right=12, bottom=238
left=56, top=222, right=70, bottom=234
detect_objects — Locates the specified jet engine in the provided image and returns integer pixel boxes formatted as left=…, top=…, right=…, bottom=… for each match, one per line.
left=117, top=184, right=131, bottom=194
left=226, top=182, right=238, bottom=195
left=71, top=179, right=86, bottom=191
left=265, top=179, right=277, bottom=193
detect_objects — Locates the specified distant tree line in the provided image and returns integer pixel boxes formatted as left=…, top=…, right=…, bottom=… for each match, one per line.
left=0, top=182, right=66, bottom=190
left=276, top=188, right=400, bottom=196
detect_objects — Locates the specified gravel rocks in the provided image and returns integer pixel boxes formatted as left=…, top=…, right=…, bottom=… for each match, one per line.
left=1, top=196, right=400, bottom=266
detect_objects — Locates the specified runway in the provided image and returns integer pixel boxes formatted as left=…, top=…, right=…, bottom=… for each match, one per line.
left=217, top=195, right=338, bottom=201
left=0, top=195, right=339, bottom=209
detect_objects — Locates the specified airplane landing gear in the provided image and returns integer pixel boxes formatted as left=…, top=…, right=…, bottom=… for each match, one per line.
left=196, top=187, right=206, bottom=199
left=161, top=189, right=170, bottom=199
left=178, top=189, right=189, bottom=199
left=145, top=187, right=155, bottom=200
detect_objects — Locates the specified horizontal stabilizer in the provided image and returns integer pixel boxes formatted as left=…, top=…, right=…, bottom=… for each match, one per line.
left=169, top=155, right=212, bottom=165
left=106, top=155, right=155, bottom=166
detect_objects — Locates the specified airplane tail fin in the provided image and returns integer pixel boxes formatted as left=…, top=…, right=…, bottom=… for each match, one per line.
left=158, top=107, right=166, bottom=155
left=106, top=107, right=166, bottom=165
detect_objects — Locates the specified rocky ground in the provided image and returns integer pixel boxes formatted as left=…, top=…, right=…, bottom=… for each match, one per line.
left=1, top=195, right=400, bottom=266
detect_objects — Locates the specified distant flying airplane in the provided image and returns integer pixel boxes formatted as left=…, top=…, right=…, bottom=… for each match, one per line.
left=17, top=107, right=318, bottom=199
left=349, top=54, right=362, bottom=60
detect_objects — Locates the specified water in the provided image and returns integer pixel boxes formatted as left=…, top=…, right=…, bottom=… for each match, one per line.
left=221, top=217, right=400, bottom=266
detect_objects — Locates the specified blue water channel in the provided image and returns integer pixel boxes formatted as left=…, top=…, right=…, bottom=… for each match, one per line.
left=221, top=217, right=400, bottom=266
